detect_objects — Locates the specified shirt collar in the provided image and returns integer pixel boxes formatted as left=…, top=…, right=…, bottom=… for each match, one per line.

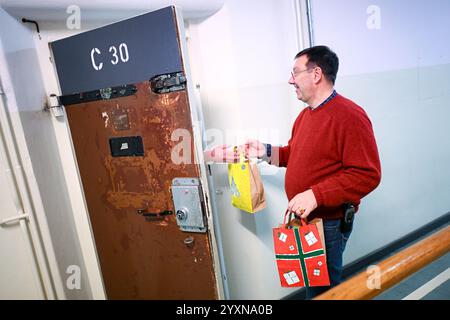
left=310, top=89, right=337, bottom=110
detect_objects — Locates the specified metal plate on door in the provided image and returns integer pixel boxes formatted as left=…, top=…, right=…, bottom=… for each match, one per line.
left=109, top=136, right=144, bottom=157
left=171, top=178, right=206, bottom=233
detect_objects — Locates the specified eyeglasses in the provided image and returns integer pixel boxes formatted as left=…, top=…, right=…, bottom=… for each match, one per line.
left=291, top=67, right=316, bottom=78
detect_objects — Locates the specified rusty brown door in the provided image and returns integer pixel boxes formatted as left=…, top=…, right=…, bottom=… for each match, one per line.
left=51, top=7, right=218, bottom=299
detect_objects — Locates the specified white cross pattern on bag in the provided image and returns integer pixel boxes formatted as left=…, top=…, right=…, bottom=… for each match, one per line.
left=313, top=269, right=320, bottom=276
left=278, top=232, right=288, bottom=243
left=283, top=271, right=300, bottom=285
left=305, top=231, right=318, bottom=246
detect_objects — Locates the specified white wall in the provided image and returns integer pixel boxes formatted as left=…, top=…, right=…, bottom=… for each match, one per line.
left=310, top=0, right=450, bottom=263
left=311, top=0, right=450, bottom=75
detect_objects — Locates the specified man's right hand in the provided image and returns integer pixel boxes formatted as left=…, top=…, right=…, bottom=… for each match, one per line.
left=239, top=139, right=266, bottom=159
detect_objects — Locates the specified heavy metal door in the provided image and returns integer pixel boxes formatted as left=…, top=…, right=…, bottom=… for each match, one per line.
left=50, top=6, right=218, bottom=299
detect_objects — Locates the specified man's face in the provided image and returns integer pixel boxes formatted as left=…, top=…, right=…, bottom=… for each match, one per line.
left=288, top=55, right=315, bottom=102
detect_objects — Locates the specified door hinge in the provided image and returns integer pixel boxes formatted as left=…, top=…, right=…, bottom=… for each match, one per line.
left=59, top=84, right=137, bottom=106
left=150, top=72, right=186, bottom=94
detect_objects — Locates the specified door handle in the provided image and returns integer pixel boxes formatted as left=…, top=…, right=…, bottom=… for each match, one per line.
left=0, top=213, right=29, bottom=226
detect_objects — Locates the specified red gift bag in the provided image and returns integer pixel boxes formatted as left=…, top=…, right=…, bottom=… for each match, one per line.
left=273, top=210, right=330, bottom=287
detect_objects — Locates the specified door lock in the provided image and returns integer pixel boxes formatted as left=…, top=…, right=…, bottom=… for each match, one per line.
left=176, top=208, right=188, bottom=221
left=171, top=178, right=207, bottom=233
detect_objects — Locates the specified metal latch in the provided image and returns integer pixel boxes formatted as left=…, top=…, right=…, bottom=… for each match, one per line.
left=137, top=209, right=173, bottom=221
left=150, top=72, right=186, bottom=94
left=171, top=178, right=207, bottom=233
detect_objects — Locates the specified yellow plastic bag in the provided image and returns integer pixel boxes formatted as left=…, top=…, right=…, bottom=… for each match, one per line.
left=228, top=154, right=266, bottom=213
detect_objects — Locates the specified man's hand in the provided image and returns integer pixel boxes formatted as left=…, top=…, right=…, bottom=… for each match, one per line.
left=288, top=189, right=318, bottom=219
left=239, top=139, right=266, bottom=159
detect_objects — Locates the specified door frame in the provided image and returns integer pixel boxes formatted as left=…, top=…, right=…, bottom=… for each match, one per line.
left=0, top=49, right=63, bottom=299
left=293, top=0, right=314, bottom=50
left=174, top=6, right=226, bottom=300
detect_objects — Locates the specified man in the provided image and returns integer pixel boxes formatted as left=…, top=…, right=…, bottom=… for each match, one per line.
left=242, top=46, right=382, bottom=299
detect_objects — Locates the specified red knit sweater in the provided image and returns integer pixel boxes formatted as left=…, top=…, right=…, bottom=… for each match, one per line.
left=275, top=93, right=381, bottom=221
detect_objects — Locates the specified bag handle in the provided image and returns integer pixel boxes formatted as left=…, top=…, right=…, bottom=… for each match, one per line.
left=283, top=209, right=307, bottom=228
left=232, top=146, right=248, bottom=164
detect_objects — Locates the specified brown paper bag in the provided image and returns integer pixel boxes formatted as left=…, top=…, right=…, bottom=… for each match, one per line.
left=228, top=159, right=266, bottom=213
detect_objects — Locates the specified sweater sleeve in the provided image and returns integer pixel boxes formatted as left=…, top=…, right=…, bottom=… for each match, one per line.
left=311, top=111, right=382, bottom=207
left=273, top=145, right=290, bottom=167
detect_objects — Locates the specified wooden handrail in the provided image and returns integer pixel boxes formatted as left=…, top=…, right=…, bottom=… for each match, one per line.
left=315, top=225, right=450, bottom=300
